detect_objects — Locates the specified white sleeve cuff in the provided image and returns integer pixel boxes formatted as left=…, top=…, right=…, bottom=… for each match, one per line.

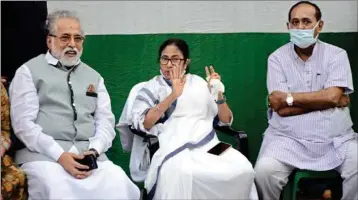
left=89, top=138, right=106, bottom=155
left=45, top=142, right=65, bottom=161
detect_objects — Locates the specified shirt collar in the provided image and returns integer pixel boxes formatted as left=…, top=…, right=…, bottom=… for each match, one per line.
left=45, top=51, right=59, bottom=66
left=290, top=40, right=322, bottom=74
left=45, top=51, right=81, bottom=67
left=290, top=39, right=321, bottom=62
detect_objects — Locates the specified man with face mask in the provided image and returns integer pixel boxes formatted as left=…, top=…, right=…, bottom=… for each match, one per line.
left=254, top=1, right=357, bottom=200
left=9, top=10, right=140, bottom=199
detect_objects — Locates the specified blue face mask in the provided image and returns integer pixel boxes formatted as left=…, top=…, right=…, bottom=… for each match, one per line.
left=289, top=21, right=320, bottom=49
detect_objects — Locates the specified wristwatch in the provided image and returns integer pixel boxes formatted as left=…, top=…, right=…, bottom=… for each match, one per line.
left=216, top=95, right=226, bottom=105
left=286, top=93, right=294, bottom=106
left=89, top=148, right=99, bottom=158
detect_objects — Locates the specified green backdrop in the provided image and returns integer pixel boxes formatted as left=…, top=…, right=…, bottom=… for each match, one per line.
left=81, top=32, right=358, bottom=176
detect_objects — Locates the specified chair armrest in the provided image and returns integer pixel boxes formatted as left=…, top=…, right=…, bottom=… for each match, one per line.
left=128, top=126, right=158, bottom=139
left=128, top=126, right=159, bottom=159
left=214, top=125, right=249, bottom=159
left=214, top=125, right=247, bottom=137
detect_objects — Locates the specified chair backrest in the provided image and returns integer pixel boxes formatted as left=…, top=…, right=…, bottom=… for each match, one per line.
left=116, top=81, right=148, bottom=152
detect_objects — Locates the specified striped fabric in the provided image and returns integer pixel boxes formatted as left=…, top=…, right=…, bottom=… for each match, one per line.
left=258, top=40, right=357, bottom=170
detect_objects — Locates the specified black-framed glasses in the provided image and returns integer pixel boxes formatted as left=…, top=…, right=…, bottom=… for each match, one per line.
left=159, top=57, right=185, bottom=65
left=49, top=34, right=85, bottom=44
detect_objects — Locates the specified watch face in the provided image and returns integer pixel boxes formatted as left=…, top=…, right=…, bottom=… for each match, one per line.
left=287, top=97, right=293, bottom=104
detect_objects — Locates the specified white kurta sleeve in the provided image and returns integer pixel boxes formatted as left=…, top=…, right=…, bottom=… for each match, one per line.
left=324, top=50, right=354, bottom=94
left=130, top=83, right=159, bottom=134
left=88, top=77, right=116, bottom=155
left=9, top=65, right=65, bottom=161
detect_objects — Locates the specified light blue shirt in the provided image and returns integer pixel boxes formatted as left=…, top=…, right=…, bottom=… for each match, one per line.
left=259, top=40, right=357, bottom=170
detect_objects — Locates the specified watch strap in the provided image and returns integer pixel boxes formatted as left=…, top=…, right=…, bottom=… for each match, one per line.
left=216, top=95, right=226, bottom=105
left=89, top=148, right=99, bottom=158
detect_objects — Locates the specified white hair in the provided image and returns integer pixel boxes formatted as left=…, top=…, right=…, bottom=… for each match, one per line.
left=46, top=10, right=84, bottom=36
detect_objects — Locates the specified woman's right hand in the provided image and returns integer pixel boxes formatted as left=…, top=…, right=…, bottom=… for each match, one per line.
left=170, top=65, right=186, bottom=99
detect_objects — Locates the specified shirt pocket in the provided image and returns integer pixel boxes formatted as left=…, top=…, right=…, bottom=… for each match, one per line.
left=312, top=71, right=328, bottom=91
left=83, top=95, right=97, bottom=114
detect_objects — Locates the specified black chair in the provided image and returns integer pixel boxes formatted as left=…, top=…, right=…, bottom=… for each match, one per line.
left=129, top=124, right=249, bottom=200
left=214, top=125, right=249, bottom=159
left=129, top=125, right=249, bottom=161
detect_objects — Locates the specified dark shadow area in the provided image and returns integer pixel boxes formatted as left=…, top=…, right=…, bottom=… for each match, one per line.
left=1, top=1, right=48, bottom=81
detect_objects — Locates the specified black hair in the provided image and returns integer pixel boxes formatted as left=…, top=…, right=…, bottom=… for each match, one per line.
left=158, top=38, right=190, bottom=73
left=158, top=38, right=190, bottom=62
left=288, top=1, right=322, bottom=21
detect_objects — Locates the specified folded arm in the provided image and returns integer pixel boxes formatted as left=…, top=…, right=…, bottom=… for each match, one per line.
left=276, top=106, right=312, bottom=117
left=290, top=50, right=353, bottom=111
left=291, top=87, right=345, bottom=109
left=9, top=65, right=64, bottom=161
left=266, top=54, right=309, bottom=117
left=267, top=50, right=353, bottom=117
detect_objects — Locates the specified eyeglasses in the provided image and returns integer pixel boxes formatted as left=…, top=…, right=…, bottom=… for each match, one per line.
left=159, top=57, right=185, bottom=65
left=49, top=34, right=85, bottom=44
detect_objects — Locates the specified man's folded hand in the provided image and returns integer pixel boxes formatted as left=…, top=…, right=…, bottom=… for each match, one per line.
left=269, top=91, right=287, bottom=111
left=57, top=152, right=91, bottom=179
left=338, top=95, right=350, bottom=107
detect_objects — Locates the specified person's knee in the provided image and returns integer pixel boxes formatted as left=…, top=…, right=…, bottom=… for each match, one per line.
left=172, top=162, right=192, bottom=178
left=22, top=163, right=62, bottom=191
left=345, top=156, right=358, bottom=182
left=102, top=161, right=139, bottom=189
left=238, top=159, right=255, bottom=179
left=107, top=162, right=127, bottom=176
left=226, top=148, right=255, bottom=176
left=254, top=157, right=279, bottom=182
left=341, top=140, right=358, bottom=180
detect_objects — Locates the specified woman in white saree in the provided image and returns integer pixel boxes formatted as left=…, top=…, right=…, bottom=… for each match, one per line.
left=130, top=39, right=257, bottom=199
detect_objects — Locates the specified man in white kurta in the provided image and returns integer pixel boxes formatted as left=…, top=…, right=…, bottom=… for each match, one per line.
left=9, top=10, right=140, bottom=199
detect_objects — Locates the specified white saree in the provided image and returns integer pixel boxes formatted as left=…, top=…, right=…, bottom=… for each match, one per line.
left=116, top=81, right=154, bottom=182
left=123, top=74, right=257, bottom=199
